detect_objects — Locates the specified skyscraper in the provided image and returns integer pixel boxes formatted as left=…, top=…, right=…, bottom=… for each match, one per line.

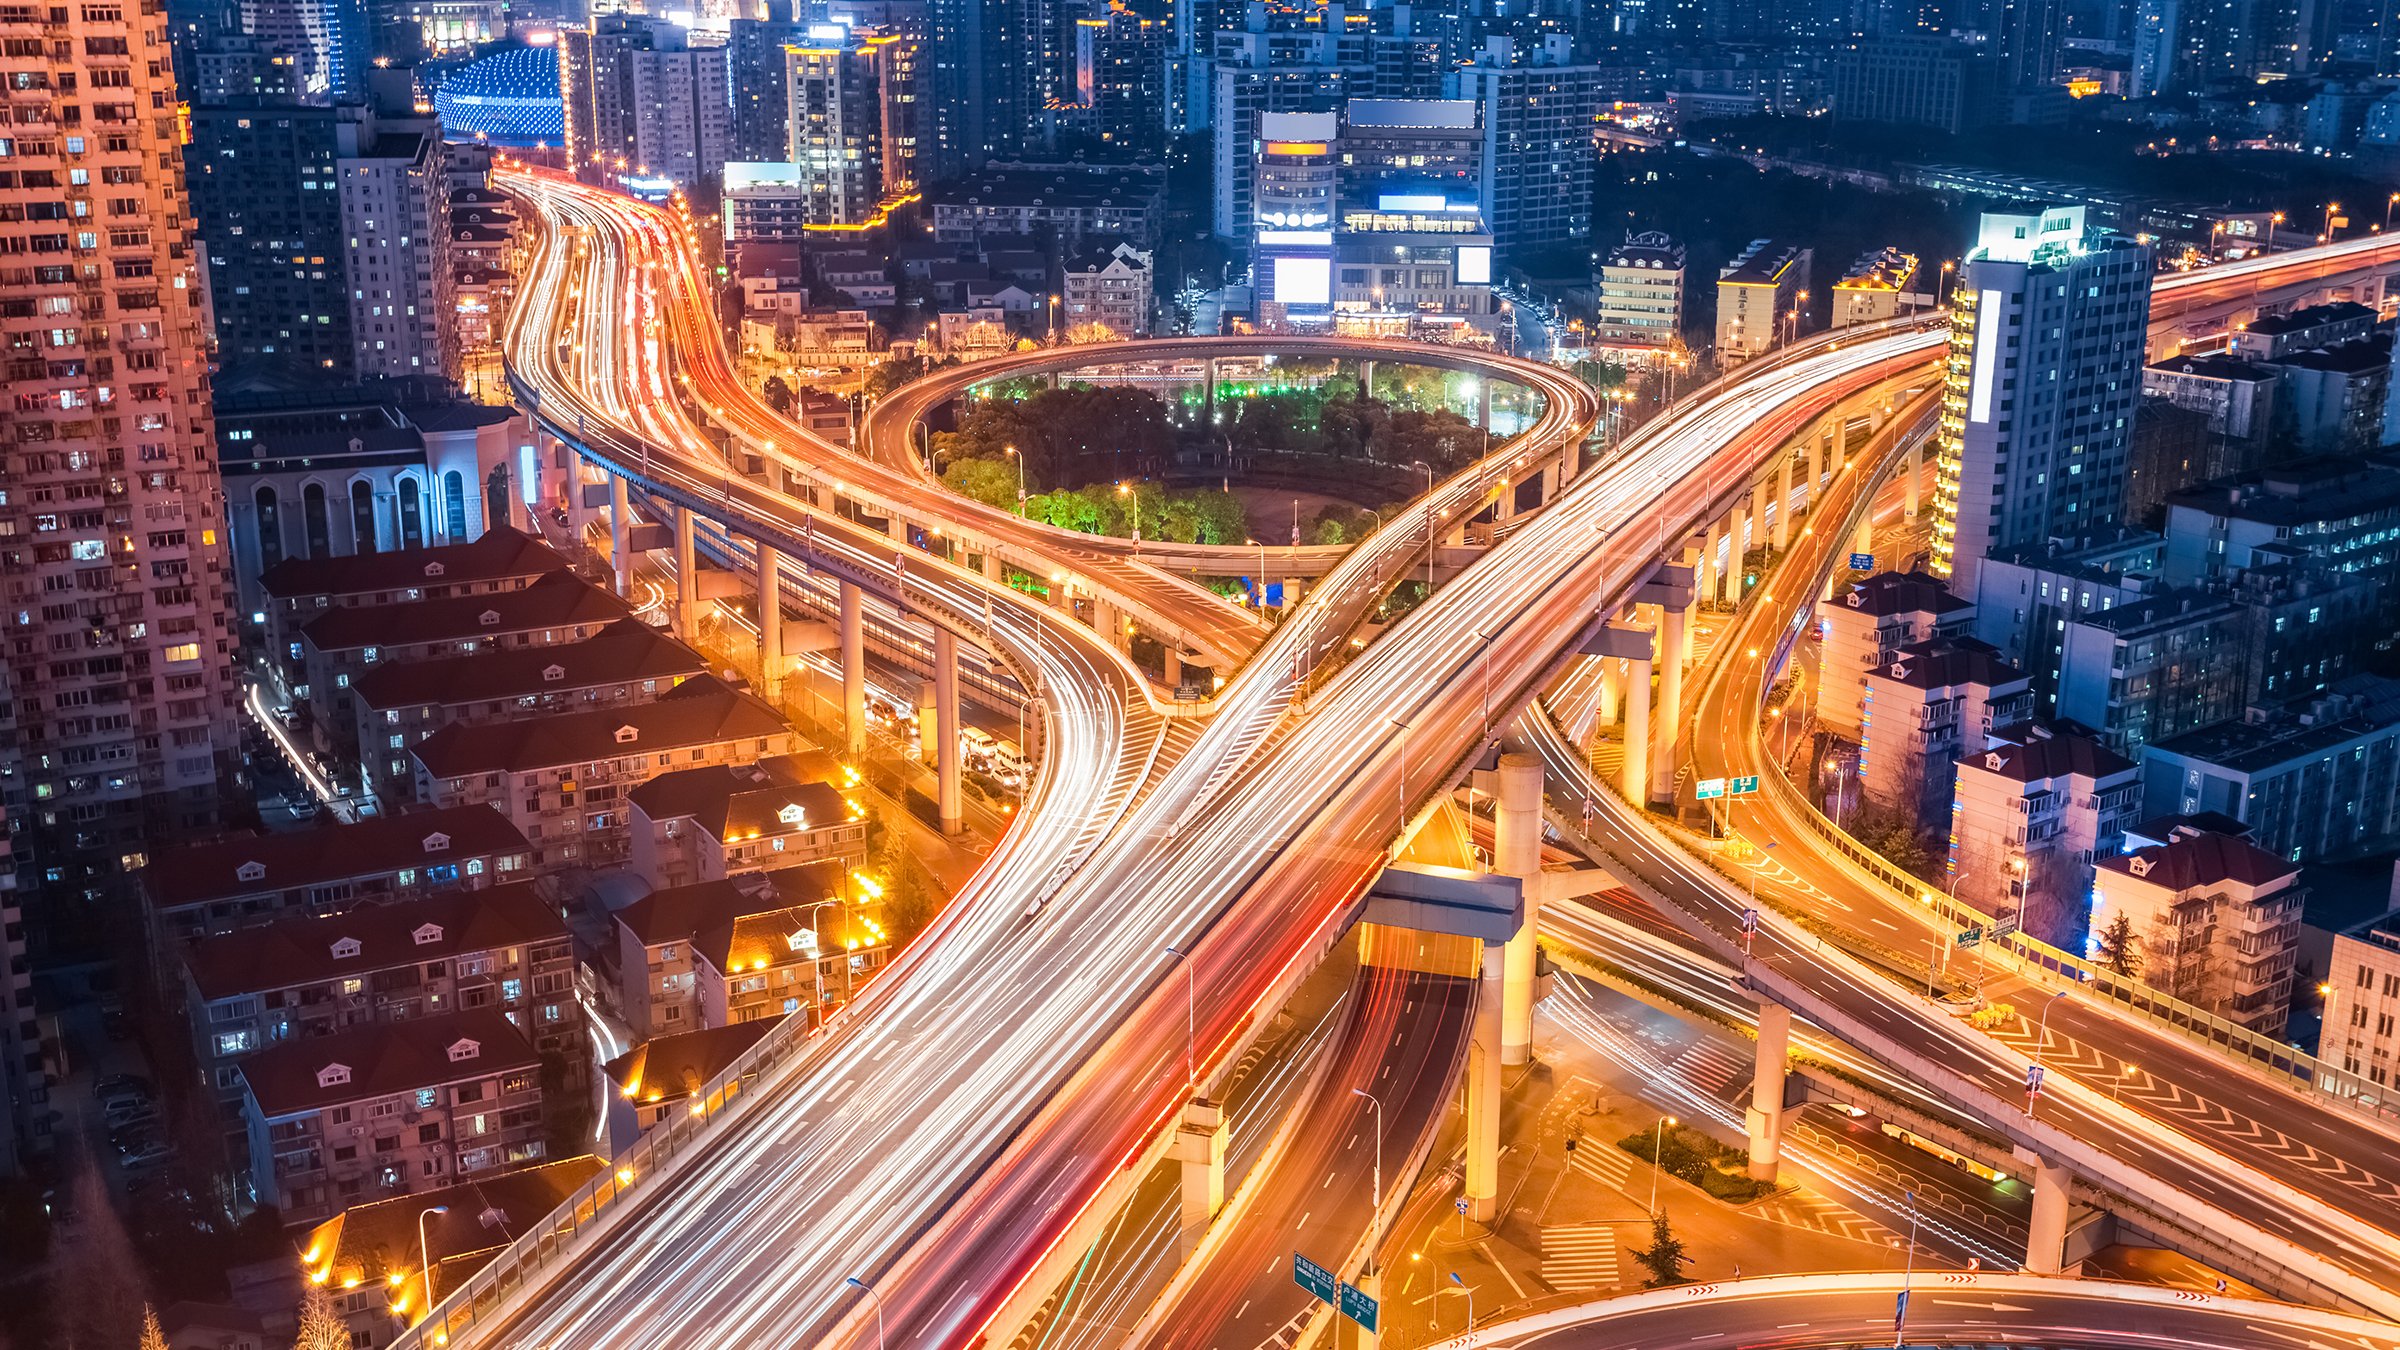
left=1932, top=206, right=2153, bottom=592
left=1447, top=35, right=1602, bottom=252
left=728, top=17, right=814, bottom=162
left=0, top=0, right=240, bottom=936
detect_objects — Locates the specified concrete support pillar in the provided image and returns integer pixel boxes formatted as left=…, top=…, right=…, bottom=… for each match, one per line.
left=1621, top=651, right=1652, bottom=803
left=1495, top=753, right=1543, bottom=1066
left=609, top=473, right=631, bottom=598
left=1597, top=656, right=1620, bottom=726
left=1650, top=608, right=1684, bottom=806
left=1724, top=501, right=1746, bottom=601
left=1745, top=1002, right=1793, bottom=1182
left=934, top=628, right=962, bottom=834
left=674, top=508, right=700, bottom=638
left=1465, top=940, right=1505, bottom=1224
left=1806, top=433, right=1823, bottom=500
left=979, top=548, right=999, bottom=581
left=1773, top=454, right=1794, bottom=551
left=1853, top=518, right=1873, bottom=559
left=839, top=580, right=866, bottom=756
left=1476, top=378, right=1493, bottom=431
left=1203, top=358, right=1218, bottom=428
left=1163, top=645, right=1183, bottom=691
left=1170, top=1098, right=1227, bottom=1259
left=1826, top=420, right=1846, bottom=478
left=1360, top=359, right=1377, bottom=397
left=2025, top=1157, right=2073, bottom=1275
left=1904, top=440, right=1922, bottom=520
left=1748, top=478, right=1770, bottom=556
left=755, top=543, right=784, bottom=702
left=1697, top=519, right=1720, bottom=607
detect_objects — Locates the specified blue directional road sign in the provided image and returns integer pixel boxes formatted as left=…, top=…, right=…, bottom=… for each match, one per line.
left=1850, top=552, right=1875, bottom=571
left=1695, top=777, right=1727, bottom=800
left=1293, top=1254, right=1336, bottom=1303
left=2026, top=1064, right=2046, bottom=1096
left=1955, top=927, right=1984, bottom=948
left=1729, top=775, right=1761, bottom=796
left=1339, top=1282, right=1379, bottom=1333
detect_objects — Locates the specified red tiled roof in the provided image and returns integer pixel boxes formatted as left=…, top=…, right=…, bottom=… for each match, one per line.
left=350, top=618, right=708, bottom=711
left=625, top=756, right=855, bottom=839
left=301, top=572, right=630, bottom=654
left=301, top=1155, right=607, bottom=1296
left=409, top=675, right=788, bottom=779
left=1963, top=725, right=2135, bottom=784
left=613, top=865, right=846, bottom=972
left=2097, top=830, right=2298, bottom=891
left=147, top=806, right=531, bottom=912
left=238, top=1009, right=538, bottom=1119
left=182, top=883, right=565, bottom=1002
left=1868, top=637, right=2023, bottom=691
left=1840, top=570, right=1973, bottom=619
left=603, top=1019, right=783, bottom=1102
left=261, top=525, right=566, bottom=601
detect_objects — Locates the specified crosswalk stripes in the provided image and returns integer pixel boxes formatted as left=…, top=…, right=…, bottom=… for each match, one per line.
left=1541, top=1223, right=1621, bottom=1293
left=1671, top=1040, right=1748, bottom=1097
left=1566, top=1136, right=1632, bottom=1189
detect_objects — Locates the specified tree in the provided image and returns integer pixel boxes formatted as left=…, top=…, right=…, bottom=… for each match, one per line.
left=137, top=1305, right=167, bottom=1350
left=882, top=852, right=940, bottom=945
left=940, top=458, right=1021, bottom=512
left=294, top=1283, right=350, bottom=1350
left=1063, top=320, right=1122, bottom=345
left=2094, top=910, right=2143, bottom=977
left=761, top=375, right=796, bottom=415
left=1630, top=1213, right=1692, bottom=1288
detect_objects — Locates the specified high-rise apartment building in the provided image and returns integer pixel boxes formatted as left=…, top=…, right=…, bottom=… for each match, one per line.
left=235, top=0, right=368, bottom=102
left=1830, top=36, right=1999, bottom=134
left=560, top=15, right=730, bottom=193
left=1447, top=35, right=1600, bottom=253
left=1931, top=205, right=2152, bottom=593
left=727, top=17, right=813, bottom=162
left=0, top=0, right=241, bottom=942
left=782, top=26, right=919, bottom=226
left=188, top=100, right=456, bottom=383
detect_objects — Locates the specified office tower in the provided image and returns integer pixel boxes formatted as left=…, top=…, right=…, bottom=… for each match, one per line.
left=1209, top=50, right=1356, bottom=239
left=188, top=101, right=457, bottom=383
left=729, top=18, right=813, bottom=161
left=1446, top=36, right=1602, bottom=253
left=1252, top=110, right=1338, bottom=325
left=1336, top=97, right=1480, bottom=209
left=560, top=15, right=731, bottom=192
left=1932, top=205, right=2152, bottom=593
left=0, top=0, right=241, bottom=934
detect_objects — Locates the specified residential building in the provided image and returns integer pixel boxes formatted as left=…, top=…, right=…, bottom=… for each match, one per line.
left=610, top=868, right=889, bottom=1040
left=2122, top=397, right=2222, bottom=530
left=2230, top=300, right=2376, bottom=360
left=0, top=804, right=31, bottom=1175
left=179, top=883, right=578, bottom=1155
left=2141, top=354, right=2278, bottom=444
left=2160, top=458, right=2400, bottom=605
left=2263, top=335, right=2393, bottom=457
left=600, top=1020, right=780, bottom=1153
left=187, top=100, right=457, bottom=385
left=0, top=0, right=242, bottom=919
left=928, top=166, right=1164, bottom=248
left=1204, top=32, right=1360, bottom=242
left=626, top=757, right=869, bottom=890
left=2327, top=909, right=2400, bottom=1089
left=353, top=619, right=709, bottom=807
left=1062, top=240, right=1153, bottom=337
left=234, top=0, right=370, bottom=102
left=224, top=399, right=527, bottom=620
left=1066, top=4, right=1172, bottom=154
left=411, top=675, right=799, bottom=867
left=1858, top=637, right=2032, bottom=817
left=1593, top=231, right=1686, bottom=357
left=1931, top=206, right=2154, bottom=593
left=2056, top=587, right=2250, bottom=755
left=2091, top=827, right=2302, bottom=1033
left=1715, top=238, right=1812, bottom=363
left=1829, top=37, right=1999, bottom=135
left=1819, top=570, right=1978, bottom=740
left=288, top=572, right=633, bottom=757
left=2143, top=678, right=2400, bottom=864
left=298, top=1155, right=607, bottom=1345
left=145, top=805, right=535, bottom=948
left=259, top=525, right=571, bottom=685
left=560, top=16, right=729, bottom=194
left=1972, top=533, right=2167, bottom=715
left=237, top=1010, right=547, bottom=1225
left=1831, top=248, right=1919, bottom=328
left=1447, top=36, right=1602, bottom=253
left=1948, top=722, right=2142, bottom=949
left=185, top=33, right=305, bottom=105
left=785, top=26, right=920, bottom=226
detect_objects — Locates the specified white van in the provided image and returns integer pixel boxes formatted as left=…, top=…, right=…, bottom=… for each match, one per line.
left=959, top=727, right=998, bottom=767
left=991, top=739, right=1032, bottom=786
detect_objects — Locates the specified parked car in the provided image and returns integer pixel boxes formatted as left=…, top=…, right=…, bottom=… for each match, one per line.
left=93, top=1074, right=152, bottom=1101
left=108, top=1122, right=156, bottom=1153
left=119, top=1140, right=173, bottom=1168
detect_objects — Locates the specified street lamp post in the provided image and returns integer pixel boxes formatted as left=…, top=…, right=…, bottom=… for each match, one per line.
left=417, top=1205, right=449, bottom=1313
left=1647, top=1114, right=1678, bottom=1215
left=1164, top=944, right=1196, bottom=1093
left=2325, top=202, right=2340, bottom=242
left=1391, top=717, right=1410, bottom=820
left=1477, top=629, right=1495, bottom=738
left=1003, top=444, right=1024, bottom=514
left=1352, top=1087, right=1384, bottom=1275
left=1449, top=1271, right=1474, bottom=1337
left=1892, top=1189, right=1920, bottom=1349
left=2028, top=988, right=2068, bottom=1117
left=1411, top=460, right=1436, bottom=595
left=845, top=1276, right=886, bottom=1350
